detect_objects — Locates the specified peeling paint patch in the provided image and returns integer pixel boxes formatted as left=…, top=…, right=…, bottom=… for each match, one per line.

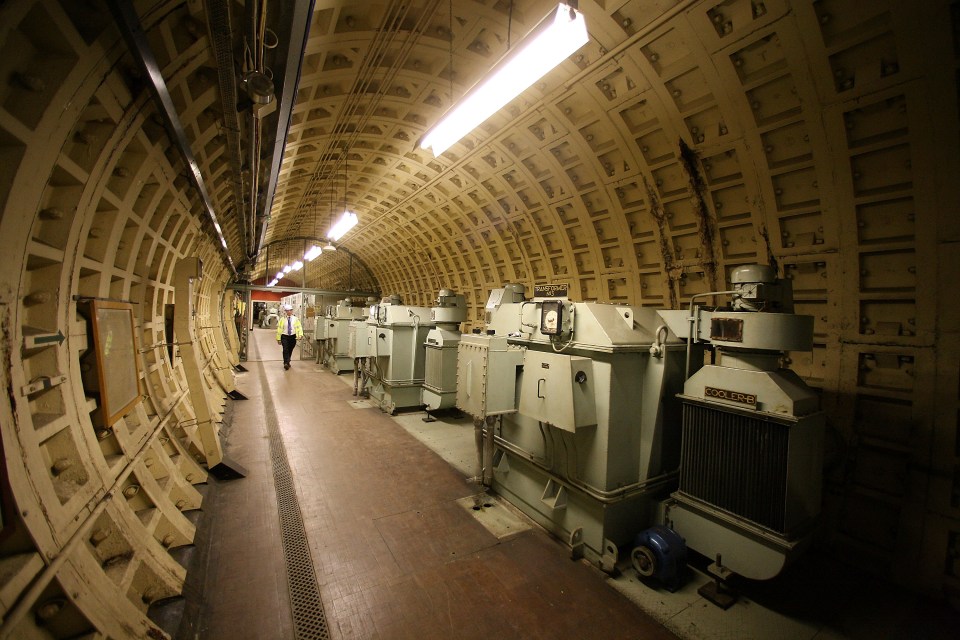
left=678, top=139, right=718, bottom=291
left=643, top=176, right=680, bottom=309
left=2, top=304, right=19, bottom=436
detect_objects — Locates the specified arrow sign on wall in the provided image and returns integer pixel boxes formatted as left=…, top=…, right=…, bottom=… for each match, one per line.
left=24, top=330, right=65, bottom=349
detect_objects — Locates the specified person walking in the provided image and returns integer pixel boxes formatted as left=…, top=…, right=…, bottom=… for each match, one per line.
left=276, top=304, right=304, bottom=370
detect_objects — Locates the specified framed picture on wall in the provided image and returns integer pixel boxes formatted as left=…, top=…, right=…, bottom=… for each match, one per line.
left=88, top=300, right=142, bottom=426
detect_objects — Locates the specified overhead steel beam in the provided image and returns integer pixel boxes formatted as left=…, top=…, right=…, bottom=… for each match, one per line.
left=254, top=0, right=316, bottom=260
left=257, top=236, right=379, bottom=292
left=106, top=0, right=237, bottom=275
left=205, top=0, right=248, bottom=263
left=226, top=284, right=379, bottom=298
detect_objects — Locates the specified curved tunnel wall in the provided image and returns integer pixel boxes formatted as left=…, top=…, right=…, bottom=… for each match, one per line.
left=0, top=0, right=958, bottom=637
left=0, top=1, right=236, bottom=636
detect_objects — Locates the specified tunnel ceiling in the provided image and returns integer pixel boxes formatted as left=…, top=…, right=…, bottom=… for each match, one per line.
left=238, top=0, right=958, bottom=326
left=66, top=0, right=958, bottom=328
left=31, top=0, right=954, bottom=323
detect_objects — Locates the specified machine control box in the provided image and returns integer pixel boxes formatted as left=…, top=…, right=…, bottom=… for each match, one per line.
left=539, top=300, right=572, bottom=336
left=347, top=321, right=373, bottom=358
left=314, top=319, right=331, bottom=340
left=539, top=300, right=564, bottom=335
left=456, top=334, right=524, bottom=420
left=518, top=350, right=596, bottom=432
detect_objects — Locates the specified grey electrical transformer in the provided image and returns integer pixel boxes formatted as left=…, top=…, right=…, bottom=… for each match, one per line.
left=421, top=290, right=467, bottom=413
left=474, top=284, right=694, bottom=570
left=317, top=298, right=370, bottom=374
left=362, top=295, right=435, bottom=415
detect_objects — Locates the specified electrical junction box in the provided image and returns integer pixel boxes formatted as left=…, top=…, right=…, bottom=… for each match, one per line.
left=456, top=334, right=524, bottom=420
left=315, top=318, right=329, bottom=340
left=518, top=350, right=596, bottom=432
left=539, top=300, right=568, bottom=335
left=347, top=320, right=372, bottom=358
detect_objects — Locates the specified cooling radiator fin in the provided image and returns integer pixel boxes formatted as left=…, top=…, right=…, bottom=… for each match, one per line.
left=424, top=346, right=443, bottom=389
left=679, top=402, right=791, bottom=534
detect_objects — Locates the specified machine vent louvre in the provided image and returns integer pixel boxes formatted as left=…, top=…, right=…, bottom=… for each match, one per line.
left=424, top=345, right=444, bottom=390
left=679, top=402, right=790, bottom=533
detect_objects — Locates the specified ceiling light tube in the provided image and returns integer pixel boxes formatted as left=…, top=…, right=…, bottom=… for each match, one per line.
left=275, top=271, right=284, bottom=280
left=292, top=260, right=304, bottom=271
left=283, top=265, right=293, bottom=273
left=304, top=245, right=323, bottom=261
left=327, top=211, right=358, bottom=241
left=420, top=3, right=588, bottom=156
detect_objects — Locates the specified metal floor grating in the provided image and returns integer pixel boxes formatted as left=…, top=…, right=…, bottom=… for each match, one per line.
left=260, top=367, right=331, bottom=640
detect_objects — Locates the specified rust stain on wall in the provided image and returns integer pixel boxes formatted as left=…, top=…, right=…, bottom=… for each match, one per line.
left=643, top=176, right=680, bottom=309
left=677, top=139, right=718, bottom=291
left=756, top=222, right=780, bottom=276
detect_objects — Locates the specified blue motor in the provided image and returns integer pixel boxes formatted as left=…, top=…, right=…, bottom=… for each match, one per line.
left=632, top=525, right=688, bottom=591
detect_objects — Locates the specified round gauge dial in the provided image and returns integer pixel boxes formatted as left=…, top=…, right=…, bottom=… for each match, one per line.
left=544, top=309, right=558, bottom=331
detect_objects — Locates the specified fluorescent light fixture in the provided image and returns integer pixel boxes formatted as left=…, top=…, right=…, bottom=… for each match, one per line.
left=283, top=264, right=292, bottom=273
left=292, top=260, right=304, bottom=271
left=327, top=211, right=358, bottom=241
left=304, top=245, right=323, bottom=261
left=267, top=279, right=277, bottom=287
left=420, top=3, right=587, bottom=156
left=275, top=271, right=284, bottom=280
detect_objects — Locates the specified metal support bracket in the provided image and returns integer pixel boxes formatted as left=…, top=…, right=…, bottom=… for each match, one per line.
left=208, top=454, right=249, bottom=480
left=599, top=538, right=619, bottom=574
left=698, top=554, right=737, bottom=609
left=569, top=527, right=584, bottom=561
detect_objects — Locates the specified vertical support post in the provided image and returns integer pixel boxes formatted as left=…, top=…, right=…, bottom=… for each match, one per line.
left=240, top=288, right=252, bottom=361
left=483, top=415, right=496, bottom=486
left=174, top=257, right=224, bottom=468
left=473, top=418, right=484, bottom=484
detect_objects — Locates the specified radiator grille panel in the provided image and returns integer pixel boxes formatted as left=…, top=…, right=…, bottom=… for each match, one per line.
left=424, top=347, right=443, bottom=389
left=679, top=402, right=790, bottom=533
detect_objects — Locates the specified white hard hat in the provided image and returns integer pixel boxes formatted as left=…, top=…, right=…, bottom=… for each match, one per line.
left=283, top=304, right=293, bottom=311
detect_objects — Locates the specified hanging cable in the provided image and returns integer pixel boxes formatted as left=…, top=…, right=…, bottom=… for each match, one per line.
left=448, top=0, right=454, bottom=106
left=283, top=0, right=442, bottom=242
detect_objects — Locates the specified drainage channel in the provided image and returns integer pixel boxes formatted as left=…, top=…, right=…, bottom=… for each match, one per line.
left=259, top=365, right=330, bottom=640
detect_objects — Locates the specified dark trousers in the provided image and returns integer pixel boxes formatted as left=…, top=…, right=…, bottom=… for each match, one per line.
left=280, top=333, right=297, bottom=364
